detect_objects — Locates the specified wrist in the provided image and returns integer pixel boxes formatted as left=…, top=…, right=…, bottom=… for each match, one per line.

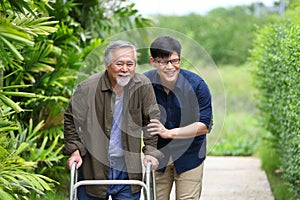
left=168, top=129, right=177, bottom=139
left=72, top=149, right=80, bottom=156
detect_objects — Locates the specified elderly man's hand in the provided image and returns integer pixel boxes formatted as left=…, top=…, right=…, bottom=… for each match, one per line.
left=67, top=150, right=82, bottom=170
left=143, top=155, right=159, bottom=170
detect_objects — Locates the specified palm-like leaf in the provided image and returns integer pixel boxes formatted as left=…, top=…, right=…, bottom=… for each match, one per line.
left=0, top=94, right=23, bottom=113
left=12, top=15, right=58, bottom=37
left=0, top=74, right=47, bottom=113
left=11, top=119, right=64, bottom=174
left=0, top=10, right=57, bottom=69
left=0, top=187, right=14, bottom=200
left=0, top=130, right=57, bottom=200
left=0, top=0, right=36, bottom=16
left=0, top=106, right=18, bottom=132
left=24, top=41, right=56, bottom=75
left=0, top=23, right=34, bottom=62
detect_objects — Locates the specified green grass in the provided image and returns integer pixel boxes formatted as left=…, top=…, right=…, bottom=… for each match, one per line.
left=207, top=112, right=260, bottom=156
left=201, top=64, right=261, bottom=156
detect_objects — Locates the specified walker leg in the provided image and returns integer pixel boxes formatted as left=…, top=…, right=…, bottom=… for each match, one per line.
left=152, top=169, right=156, bottom=200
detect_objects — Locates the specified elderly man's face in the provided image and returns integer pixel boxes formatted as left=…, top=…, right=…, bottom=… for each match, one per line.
left=107, top=47, right=136, bottom=87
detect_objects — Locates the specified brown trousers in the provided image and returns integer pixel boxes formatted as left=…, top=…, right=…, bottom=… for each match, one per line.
left=155, top=161, right=204, bottom=200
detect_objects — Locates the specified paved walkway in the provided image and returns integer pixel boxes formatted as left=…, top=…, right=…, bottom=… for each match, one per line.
left=143, top=156, right=274, bottom=200
left=200, top=156, right=274, bottom=200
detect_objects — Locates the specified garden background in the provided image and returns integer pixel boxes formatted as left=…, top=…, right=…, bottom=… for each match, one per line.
left=0, top=0, right=299, bottom=199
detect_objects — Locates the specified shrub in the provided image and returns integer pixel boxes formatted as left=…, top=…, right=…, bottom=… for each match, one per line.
left=251, top=22, right=300, bottom=197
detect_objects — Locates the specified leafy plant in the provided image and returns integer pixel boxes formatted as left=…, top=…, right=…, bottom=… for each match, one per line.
left=1, top=0, right=157, bottom=198
left=251, top=21, right=300, bottom=198
left=0, top=67, right=59, bottom=199
left=205, top=65, right=260, bottom=156
left=12, top=119, right=65, bottom=173
left=0, top=123, right=57, bottom=200
left=155, top=5, right=277, bottom=65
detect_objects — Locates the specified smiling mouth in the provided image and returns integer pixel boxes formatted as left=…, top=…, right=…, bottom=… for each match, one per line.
left=118, top=73, right=130, bottom=77
left=164, top=71, right=176, bottom=76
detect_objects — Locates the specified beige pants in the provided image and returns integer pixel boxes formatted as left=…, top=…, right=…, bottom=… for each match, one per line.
left=155, top=162, right=204, bottom=200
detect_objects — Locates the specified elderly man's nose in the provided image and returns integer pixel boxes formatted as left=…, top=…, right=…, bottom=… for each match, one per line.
left=121, top=64, right=128, bottom=71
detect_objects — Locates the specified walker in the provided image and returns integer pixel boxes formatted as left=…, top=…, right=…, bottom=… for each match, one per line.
left=69, top=162, right=156, bottom=200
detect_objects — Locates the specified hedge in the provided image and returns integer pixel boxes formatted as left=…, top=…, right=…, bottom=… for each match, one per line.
left=251, top=22, right=300, bottom=197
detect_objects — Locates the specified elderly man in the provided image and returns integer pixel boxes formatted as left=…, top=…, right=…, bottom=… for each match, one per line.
left=64, top=40, right=163, bottom=200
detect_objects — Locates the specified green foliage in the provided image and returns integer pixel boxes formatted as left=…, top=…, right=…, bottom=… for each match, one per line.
left=0, top=8, right=58, bottom=68
left=0, top=128, right=57, bottom=200
left=1, top=0, right=155, bottom=198
left=251, top=21, right=300, bottom=197
left=0, top=104, right=18, bottom=133
left=0, top=72, right=59, bottom=199
left=11, top=119, right=65, bottom=173
left=0, top=0, right=68, bottom=140
left=286, top=1, right=300, bottom=23
left=29, top=190, right=66, bottom=200
left=206, top=65, right=260, bottom=156
left=257, top=134, right=293, bottom=199
left=155, top=6, right=273, bottom=65
left=210, top=113, right=259, bottom=156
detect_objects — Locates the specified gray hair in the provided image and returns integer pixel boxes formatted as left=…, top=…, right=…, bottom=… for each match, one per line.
left=104, top=40, right=137, bottom=66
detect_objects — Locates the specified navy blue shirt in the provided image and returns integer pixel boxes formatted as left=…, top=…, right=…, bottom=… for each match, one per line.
left=144, top=69, right=213, bottom=174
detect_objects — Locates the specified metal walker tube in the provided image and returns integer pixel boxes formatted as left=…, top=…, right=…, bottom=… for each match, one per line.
left=69, top=162, right=155, bottom=200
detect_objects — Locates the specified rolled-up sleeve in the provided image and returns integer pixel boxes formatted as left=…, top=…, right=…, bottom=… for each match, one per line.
left=197, top=81, right=213, bottom=132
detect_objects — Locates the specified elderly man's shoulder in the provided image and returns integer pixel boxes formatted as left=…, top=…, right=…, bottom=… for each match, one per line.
left=80, top=72, right=104, bottom=85
left=73, top=72, right=104, bottom=93
left=134, top=72, right=152, bottom=83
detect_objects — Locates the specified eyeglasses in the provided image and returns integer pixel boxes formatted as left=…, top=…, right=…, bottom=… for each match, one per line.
left=155, top=58, right=180, bottom=66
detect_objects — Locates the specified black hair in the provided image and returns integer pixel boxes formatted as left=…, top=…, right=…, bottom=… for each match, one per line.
left=150, top=36, right=182, bottom=59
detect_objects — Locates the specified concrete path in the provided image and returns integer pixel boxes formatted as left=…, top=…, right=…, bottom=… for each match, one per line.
left=143, top=156, right=274, bottom=200
left=201, top=156, right=274, bottom=200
